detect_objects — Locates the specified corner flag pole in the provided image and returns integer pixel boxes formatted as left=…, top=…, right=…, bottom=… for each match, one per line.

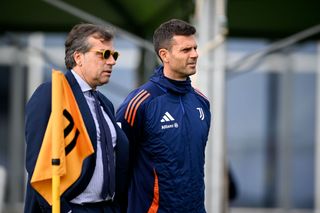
left=52, top=70, right=63, bottom=213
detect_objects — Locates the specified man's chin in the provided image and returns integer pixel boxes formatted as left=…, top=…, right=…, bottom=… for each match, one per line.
left=189, top=69, right=196, bottom=76
left=98, top=78, right=110, bottom=86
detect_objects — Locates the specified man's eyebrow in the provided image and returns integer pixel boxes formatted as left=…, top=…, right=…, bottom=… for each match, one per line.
left=180, top=45, right=197, bottom=50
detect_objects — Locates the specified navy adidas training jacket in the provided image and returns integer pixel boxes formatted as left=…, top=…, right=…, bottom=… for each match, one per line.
left=116, top=66, right=211, bottom=213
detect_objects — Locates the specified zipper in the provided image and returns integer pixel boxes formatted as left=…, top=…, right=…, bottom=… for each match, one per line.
left=179, top=96, right=185, bottom=114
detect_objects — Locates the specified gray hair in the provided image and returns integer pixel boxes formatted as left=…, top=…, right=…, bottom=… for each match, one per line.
left=64, top=23, right=114, bottom=69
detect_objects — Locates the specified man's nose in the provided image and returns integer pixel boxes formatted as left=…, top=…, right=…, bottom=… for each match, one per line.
left=191, top=49, right=198, bottom=58
left=106, top=56, right=116, bottom=65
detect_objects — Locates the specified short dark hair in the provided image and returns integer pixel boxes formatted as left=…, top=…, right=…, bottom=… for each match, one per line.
left=65, top=23, right=114, bottom=69
left=153, top=19, right=196, bottom=58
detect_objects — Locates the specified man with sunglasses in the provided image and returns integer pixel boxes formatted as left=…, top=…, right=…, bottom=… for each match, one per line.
left=116, top=19, right=211, bottom=212
left=24, top=23, right=129, bottom=213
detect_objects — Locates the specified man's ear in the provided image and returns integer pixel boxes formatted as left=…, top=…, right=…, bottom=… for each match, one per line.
left=159, top=49, right=169, bottom=63
left=73, top=51, right=82, bottom=66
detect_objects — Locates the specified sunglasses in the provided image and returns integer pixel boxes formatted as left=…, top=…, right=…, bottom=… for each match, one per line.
left=89, top=49, right=119, bottom=61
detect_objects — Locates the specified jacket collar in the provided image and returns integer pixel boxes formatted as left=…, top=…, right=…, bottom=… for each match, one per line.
left=150, top=66, right=192, bottom=95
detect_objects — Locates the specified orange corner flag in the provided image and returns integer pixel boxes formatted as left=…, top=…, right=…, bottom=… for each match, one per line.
left=31, top=70, right=94, bottom=205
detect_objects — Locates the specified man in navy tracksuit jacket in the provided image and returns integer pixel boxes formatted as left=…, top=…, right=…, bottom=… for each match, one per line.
left=116, top=19, right=211, bottom=213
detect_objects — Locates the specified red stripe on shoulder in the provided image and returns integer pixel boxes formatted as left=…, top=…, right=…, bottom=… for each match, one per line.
left=124, top=90, right=145, bottom=120
left=194, top=88, right=209, bottom=100
left=124, top=89, right=150, bottom=126
left=130, top=93, right=150, bottom=126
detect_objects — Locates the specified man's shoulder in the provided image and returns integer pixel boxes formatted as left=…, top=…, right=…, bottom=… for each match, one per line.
left=192, top=87, right=210, bottom=102
left=27, top=81, right=52, bottom=104
left=123, top=81, right=164, bottom=106
left=116, top=80, right=165, bottom=126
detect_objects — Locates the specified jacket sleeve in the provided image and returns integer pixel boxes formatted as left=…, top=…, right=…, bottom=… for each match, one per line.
left=116, top=89, right=148, bottom=172
left=24, top=82, right=52, bottom=212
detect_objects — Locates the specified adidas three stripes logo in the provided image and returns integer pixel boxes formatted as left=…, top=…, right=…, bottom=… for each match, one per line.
left=160, top=112, right=175, bottom=123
